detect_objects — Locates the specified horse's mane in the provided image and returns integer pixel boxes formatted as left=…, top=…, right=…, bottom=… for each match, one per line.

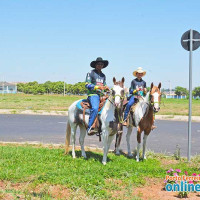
left=133, top=92, right=150, bottom=127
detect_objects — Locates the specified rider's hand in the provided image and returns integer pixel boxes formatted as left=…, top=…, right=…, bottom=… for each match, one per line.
left=104, top=86, right=110, bottom=91
left=143, top=88, right=147, bottom=94
left=98, top=86, right=104, bottom=91
left=136, top=88, right=139, bottom=92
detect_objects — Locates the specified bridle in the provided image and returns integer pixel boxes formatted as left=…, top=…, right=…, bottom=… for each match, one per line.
left=107, top=88, right=125, bottom=123
left=149, top=90, right=161, bottom=113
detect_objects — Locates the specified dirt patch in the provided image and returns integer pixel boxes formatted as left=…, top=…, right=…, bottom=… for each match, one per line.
left=106, top=178, right=127, bottom=199
left=0, top=181, right=72, bottom=200
left=160, top=158, right=179, bottom=167
left=133, top=178, right=200, bottom=200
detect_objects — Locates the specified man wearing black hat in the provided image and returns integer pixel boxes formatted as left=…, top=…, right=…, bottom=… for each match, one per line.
left=85, top=57, right=109, bottom=135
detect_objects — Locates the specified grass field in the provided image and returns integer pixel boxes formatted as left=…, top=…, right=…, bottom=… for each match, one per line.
left=0, top=144, right=199, bottom=199
left=0, top=94, right=85, bottom=112
left=0, top=94, right=200, bottom=116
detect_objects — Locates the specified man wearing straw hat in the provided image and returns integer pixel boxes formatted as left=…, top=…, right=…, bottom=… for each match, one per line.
left=123, top=67, right=147, bottom=126
left=85, top=57, right=109, bottom=135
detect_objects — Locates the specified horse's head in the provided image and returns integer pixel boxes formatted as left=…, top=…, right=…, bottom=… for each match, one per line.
left=150, top=82, right=162, bottom=113
left=111, top=77, right=125, bottom=108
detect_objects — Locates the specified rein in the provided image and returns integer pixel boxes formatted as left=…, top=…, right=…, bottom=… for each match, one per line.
left=107, top=91, right=125, bottom=124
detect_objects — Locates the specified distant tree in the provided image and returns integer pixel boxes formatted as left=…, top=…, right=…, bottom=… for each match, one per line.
left=66, top=84, right=73, bottom=94
left=44, top=81, right=54, bottom=94
left=175, top=86, right=188, bottom=96
left=193, top=87, right=200, bottom=96
left=37, top=84, right=46, bottom=94
left=73, top=82, right=87, bottom=94
left=17, top=83, right=25, bottom=92
left=52, top=81, right=64, bottom=94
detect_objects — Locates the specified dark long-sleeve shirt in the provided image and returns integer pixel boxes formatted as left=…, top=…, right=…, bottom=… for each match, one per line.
left=85, top=69, right=106, bottom=95
left=129, top=78, right=146, bottom=97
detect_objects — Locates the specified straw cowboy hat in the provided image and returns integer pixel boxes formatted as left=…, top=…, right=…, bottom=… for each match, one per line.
left=90, top=57, right=109, bottom=68
left=133, top=67, right=146, bottom=77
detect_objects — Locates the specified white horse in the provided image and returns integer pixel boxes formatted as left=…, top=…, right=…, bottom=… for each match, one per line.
left=115, top=83, right=161, bottom=162
left=65, top=77, right=125, bottom=165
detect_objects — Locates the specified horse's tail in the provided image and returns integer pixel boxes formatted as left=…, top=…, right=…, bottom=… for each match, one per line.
left=65, top=121, right=71, bottom=154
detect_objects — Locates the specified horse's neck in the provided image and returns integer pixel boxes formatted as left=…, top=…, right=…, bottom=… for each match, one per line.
left=134, top=93, right=151, bottom=126
left=145, top=105, right=153, bottom=119
left=101, top=95, right=115, bottom=119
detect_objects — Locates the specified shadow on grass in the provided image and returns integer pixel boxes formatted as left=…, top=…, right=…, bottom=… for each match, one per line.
left=68, top=150, right=112, bottom=163
left=111, top=149, right=146, bottom=162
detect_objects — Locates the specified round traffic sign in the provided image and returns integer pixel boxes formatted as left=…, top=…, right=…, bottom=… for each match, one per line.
left=181, top=30, right=200, bottom=51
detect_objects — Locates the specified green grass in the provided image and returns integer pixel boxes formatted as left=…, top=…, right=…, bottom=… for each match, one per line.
left=159, top=98, right=200, bottom=116
left=0, top=94, right=86, bottom=111
left=0, top=94, right=200, bottom=115
left=0, top=145, right=199, bottom=199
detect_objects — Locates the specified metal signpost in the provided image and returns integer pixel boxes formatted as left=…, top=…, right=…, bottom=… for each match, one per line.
left=181, top=29, right=200, bottom=161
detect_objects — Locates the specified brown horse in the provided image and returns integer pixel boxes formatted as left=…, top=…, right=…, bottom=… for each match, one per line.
left=115, top=82, right=162, bottom=161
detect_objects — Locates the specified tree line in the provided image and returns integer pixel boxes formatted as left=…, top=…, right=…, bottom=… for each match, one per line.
left=17, top=81, right=87, bottom=95
left=174, top=86, right=200, bottom=97
left=17, top=81, right=200, bottom=97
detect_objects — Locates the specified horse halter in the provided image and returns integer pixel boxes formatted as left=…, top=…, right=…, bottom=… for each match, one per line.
left=109, top=87, right=125, bottom=105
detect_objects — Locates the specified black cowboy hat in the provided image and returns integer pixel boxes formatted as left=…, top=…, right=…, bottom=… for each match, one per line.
left=90, top=57, right=109, bottom=68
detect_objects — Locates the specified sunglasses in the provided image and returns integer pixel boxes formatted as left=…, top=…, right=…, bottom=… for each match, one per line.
left=96, top=63, right=104, bottom=66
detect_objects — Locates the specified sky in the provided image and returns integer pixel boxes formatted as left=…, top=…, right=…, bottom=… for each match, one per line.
left=0, top=0, right=200, bottom=89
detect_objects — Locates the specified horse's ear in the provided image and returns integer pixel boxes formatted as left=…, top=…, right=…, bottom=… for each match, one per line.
left=113, top=77, right=116, bottom=84
left=122, top=77, right=125, bottom=83
left=151, top=82, right=154, bottom=89
left=158, top=82, right=161, bottom=89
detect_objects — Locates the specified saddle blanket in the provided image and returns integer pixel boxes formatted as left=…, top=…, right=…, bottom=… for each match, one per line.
left=76, top=99, right=105, bottom=115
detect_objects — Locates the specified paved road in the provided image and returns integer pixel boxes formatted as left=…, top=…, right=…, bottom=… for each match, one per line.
left=0, top=114, right=200, bottom=157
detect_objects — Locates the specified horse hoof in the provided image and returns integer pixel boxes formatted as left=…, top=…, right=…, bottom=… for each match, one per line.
left=136, top=156, right=139, bottom=162
left=82, top=154, right=87, bottom=159
left=102, top=161, right=107, bottom=165
left=115, top=151, right=120, bottom=156
left=128, top=153, right=133, bottom=157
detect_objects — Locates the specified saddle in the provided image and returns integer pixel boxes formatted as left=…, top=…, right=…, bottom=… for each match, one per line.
left=81, top=95, right=108, bottom=135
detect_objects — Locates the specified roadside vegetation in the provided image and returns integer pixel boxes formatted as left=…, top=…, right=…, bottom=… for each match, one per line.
left=0, top=93, right=200, bottom=115
left=0, top=144, right=199, bottom=199
left=17, top=81, right=87, bottom=95
left=159, top=98, right=200, bottom=116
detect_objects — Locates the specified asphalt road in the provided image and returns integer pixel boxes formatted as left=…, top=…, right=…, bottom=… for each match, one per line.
left=0, top=114, right=200, bottom=157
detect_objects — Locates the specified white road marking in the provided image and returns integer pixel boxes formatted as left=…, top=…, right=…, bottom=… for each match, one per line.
left=58, top=122, right=67, bottom=124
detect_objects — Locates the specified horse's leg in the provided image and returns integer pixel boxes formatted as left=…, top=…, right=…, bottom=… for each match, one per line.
left=65, top=122, right=71, bottom=154
left=71, top=124, right=77, bottom=159
left=102, top=133, right=115, bottom=165
left=126, top=125, right=133, bottom=157
left=102, top=130, right=109, bottom=165
left=79, top=124, right=87, bottom=158
left=142, top=131, right=149, bottom=160
left=136, top=127, right=142, bottom=162
left=108, top=135, right=115, bottom=151
left=115, top=124, right=123, bottom=155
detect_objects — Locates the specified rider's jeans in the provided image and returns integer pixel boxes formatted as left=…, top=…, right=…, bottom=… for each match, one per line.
left=124, top=95, right=135, bottom=120
left=87, top=95, right=100, bottom=130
